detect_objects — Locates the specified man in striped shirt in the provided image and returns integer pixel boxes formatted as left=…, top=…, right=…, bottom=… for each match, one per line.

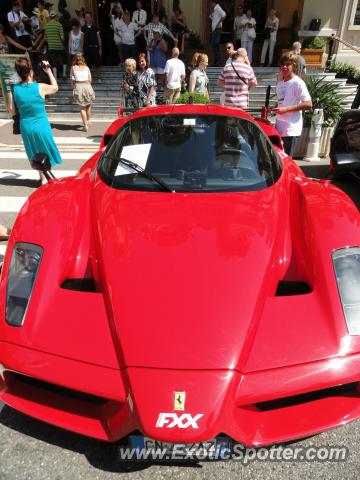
left=44, top=9, right=66, bottom=80
left=218, top=48, right=257, bottom=109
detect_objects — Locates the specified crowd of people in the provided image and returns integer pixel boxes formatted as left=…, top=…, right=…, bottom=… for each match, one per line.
left=1, top=2, right=313, bottom=180
left=2, top=1, right=190, bottom=75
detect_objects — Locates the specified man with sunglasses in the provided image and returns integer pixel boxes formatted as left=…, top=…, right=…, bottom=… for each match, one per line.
left=274, top=52, right=312, bottom=157
left=224, top=42, right=235, bottom=65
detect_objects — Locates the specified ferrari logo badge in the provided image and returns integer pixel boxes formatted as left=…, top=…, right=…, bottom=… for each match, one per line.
left=174, top=392, right=186, bottom=411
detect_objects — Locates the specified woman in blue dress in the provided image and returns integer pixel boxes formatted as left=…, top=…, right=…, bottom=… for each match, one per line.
left=148, top=30, right=168, bottom=83
left=9, top=57, right=62, bottom=185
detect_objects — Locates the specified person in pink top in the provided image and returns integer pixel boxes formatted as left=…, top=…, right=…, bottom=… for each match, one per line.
left=218, top=48, right=257, bottom=109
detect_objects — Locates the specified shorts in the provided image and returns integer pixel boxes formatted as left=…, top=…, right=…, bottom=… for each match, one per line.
left=84, top=47, right=101, bottom=68
left=48, top=50, right=66, bottom=69
left=164, top=87, right=181, bottom=104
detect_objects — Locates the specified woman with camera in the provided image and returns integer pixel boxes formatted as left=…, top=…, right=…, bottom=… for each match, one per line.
left=121, top=57, right=139, bottom=108
left=8, top=57, right=62, bottom=185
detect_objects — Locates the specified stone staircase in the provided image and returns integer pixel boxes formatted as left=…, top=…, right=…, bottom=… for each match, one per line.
left=0, top=67, right=357, bottom=120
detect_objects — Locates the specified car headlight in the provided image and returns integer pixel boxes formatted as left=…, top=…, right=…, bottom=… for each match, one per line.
left=6, top=243, right=43, bottom=327
left=333, top=247, right=360, bottom=335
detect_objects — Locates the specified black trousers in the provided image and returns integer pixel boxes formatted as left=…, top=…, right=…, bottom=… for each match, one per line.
left=121, top=44, right=136, bottom=61
left=11, top=34, right=32, bottom=53
left=135, top=34, right=147, bottom=56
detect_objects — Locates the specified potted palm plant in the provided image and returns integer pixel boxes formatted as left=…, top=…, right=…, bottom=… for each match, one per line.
left=294, top=75, right=345, bottom=157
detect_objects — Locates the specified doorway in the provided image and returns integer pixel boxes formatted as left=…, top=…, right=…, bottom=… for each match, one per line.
left=97, top=0, right=152, bottom=65
left=217, top=0, right=269, bottom=64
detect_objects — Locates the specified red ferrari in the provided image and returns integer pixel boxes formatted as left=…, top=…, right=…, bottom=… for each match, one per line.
left=1, top=104, right=360, bottom=449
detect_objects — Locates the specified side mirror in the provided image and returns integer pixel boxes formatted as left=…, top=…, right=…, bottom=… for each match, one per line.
left=102, top=134, right=113, bottom=147
left=30, top=153, right=55, bottom=180
left=331, top=153, right=360, bottom=175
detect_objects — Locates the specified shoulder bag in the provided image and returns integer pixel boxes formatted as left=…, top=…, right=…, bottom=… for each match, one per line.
left=247, top=27, right=256, bottom=40
left=10, top=84, right=20, bottom=135
left=231, top=62, right=248, bottom=86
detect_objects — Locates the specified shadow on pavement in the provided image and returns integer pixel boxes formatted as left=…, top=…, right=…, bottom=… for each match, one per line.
left=0, top=178, right=39, bottom=188
left=299, top=163, right=329, bottom=179
left=0, top=406, right=202, bottom=473
left=50, top=123, right=83, bottom=132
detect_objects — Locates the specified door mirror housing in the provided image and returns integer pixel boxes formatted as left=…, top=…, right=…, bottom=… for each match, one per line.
left=30, top=153, right=52, bottom=172
left=331, top=153, right=360, bottom=175
left=30, top=153, right=55, bottom=180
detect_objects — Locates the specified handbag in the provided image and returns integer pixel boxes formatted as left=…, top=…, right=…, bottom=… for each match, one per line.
left=247, top=27, right=256, bottom=40
left=263, top=27, right=271, bottom=39
left=10, top=85, right=20, bottom=135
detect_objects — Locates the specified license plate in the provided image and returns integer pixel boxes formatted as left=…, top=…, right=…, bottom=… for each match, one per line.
left=129, top=435, right=231, bottom=460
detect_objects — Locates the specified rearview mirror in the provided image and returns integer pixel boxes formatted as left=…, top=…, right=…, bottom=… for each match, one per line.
left=30, top=153, right=55, bottom=180
left=331, top=153, right=360, bottom=175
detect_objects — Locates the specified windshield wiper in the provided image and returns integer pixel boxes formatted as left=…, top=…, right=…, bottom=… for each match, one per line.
left=107, top=155, right=175, bottom=193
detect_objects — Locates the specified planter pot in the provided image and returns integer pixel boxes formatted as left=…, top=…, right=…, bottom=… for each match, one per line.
left=301, top=48, right=325, bottom=68
left=281, top=48, right=325, bottom=68
left=294, top=127, right=334, bottom=158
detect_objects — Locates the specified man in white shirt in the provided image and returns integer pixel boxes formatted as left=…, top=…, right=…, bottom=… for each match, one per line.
left=164, top=47, right=185, bottom=104
left=117, top=10, right=141, bottom=61
left=7, top=0, right=32, bottom=50
left=144, top=13, right=177, bottom=46
left=274, top=52, right=312, bottom=157
left=209, top=0, right=226, bottom=66
left=132, top=0, right=147, bottom=54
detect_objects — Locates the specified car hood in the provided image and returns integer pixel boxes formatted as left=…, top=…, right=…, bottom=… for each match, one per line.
left=92, top=178, right=289, bottom=370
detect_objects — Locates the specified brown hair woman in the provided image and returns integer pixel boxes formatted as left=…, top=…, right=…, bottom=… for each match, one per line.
left=9, top=57, right=62, bottom=185
left=70, top=53, right=95, bottom=131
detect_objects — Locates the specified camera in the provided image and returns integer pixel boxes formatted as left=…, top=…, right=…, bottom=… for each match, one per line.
left=38, top=60, right=50, bottom=69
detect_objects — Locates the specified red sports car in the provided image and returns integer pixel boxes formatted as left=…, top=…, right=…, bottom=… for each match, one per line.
left=1, top=104, right=360, bottom=450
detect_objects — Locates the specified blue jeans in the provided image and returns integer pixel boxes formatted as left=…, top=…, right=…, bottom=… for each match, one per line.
left=211, top=29, right=222, bottom=65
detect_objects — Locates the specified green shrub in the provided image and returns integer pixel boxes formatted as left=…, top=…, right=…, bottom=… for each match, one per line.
left=328, top=63, right=338, bottom=73
left=175, top=91, right=210, bottom=104
left=346, top=64, right=357, bottom=77
left=304, top=75, right=345, bottom=127
left=302, top=36, right=326, bottom=49
left=329, top=62, right=360, bottom=82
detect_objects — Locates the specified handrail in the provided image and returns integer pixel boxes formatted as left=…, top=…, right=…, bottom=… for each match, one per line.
left=326, top=34, right=360, bottom=69
left=329, top=34, right=360, bottom=54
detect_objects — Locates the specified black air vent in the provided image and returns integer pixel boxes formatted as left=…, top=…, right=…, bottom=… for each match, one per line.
left=61, top=278, right=97, bottom=292
left=269, top=135, right=282, bottom=148
left=255, top=383, right=358, bottom=411
left=275, top=281, right=312, bottom=296
left=9, top=372, right=108, bottom=404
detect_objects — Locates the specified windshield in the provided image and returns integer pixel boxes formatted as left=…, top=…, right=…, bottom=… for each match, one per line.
left=98, top=114, right=282, bottom=193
